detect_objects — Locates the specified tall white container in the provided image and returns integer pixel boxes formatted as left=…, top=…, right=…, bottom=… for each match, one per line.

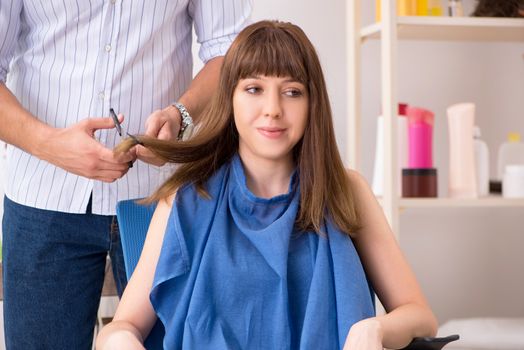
left=447, top=103, right=477, bottom=198
left=372, top=115, right=408, bottom=196
left=473, top=126, right=489, bottom=197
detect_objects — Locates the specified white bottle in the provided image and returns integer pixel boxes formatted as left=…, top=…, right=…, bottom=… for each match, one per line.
left=497, top=132, right=524, bottom=181
left=448, top=0, right=464, bottom=16
left=503, top=165, right=524, bottom=198
left=447, top=103, right=477, bottom=198
left=372, top=114, right=408, bottom=196
left=473, top=126, right=489, bottom=197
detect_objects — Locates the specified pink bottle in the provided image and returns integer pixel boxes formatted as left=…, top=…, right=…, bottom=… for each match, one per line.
left=406, top=107, right=434, bottom=168
left=402, top=106, right=438, bottom=197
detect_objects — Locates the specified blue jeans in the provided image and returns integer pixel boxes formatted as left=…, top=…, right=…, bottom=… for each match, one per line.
left=2, top=196, right=127, bottom=350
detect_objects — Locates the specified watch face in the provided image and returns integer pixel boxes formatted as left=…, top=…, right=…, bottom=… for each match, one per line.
left=181, top=123, right=195, bottom=141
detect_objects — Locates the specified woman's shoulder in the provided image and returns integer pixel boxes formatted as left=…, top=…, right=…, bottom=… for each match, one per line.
left=342, top=168, right=378, bottom=212
left=344, top=168, right=370, bottom=191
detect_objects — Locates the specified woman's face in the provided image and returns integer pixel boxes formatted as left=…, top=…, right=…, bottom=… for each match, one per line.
left=232, top=75, right=308, bottom=166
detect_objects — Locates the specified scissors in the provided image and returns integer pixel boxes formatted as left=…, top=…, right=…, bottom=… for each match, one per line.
left=109, top=108, right=142, bottom=144
left=110, top=108, right=141, bottom=167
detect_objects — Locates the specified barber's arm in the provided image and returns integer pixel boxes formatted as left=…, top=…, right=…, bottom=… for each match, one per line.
left=136, top=0, right=253, bottom=166
left=136, top=56, right=224, bottom=166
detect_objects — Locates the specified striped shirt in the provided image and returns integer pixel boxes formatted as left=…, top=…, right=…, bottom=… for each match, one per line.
left=0, top=0, right=252, bottom=215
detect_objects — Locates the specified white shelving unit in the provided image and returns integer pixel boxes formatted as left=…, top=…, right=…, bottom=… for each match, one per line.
left=346, top=0, right=524, bottom=236
left=361, top=16, right=524, bottom=42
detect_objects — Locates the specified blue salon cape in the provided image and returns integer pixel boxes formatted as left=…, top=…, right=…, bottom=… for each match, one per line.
left=150, top=155, right=375, bottom=349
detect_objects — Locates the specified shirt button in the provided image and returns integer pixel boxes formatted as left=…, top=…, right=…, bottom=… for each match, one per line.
left=98, top=92, right=105, bottom=100
left=110, top=0, right=116, bottom=4
left=105, top=44, right=112, bottom=52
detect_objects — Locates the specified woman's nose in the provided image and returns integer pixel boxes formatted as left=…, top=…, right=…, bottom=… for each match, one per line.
left=263, top=91, right=282, bottom=119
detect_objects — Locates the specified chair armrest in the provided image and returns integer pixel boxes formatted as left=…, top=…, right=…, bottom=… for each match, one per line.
left=400, top=334, right=460, bottom=350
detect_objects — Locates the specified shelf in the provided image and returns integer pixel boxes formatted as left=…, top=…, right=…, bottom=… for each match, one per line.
left=377, top=196, right=524, bottom=209
left=361, top=16, right=524, bottom=42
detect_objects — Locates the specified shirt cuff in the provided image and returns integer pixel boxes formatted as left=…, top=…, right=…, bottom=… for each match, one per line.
left=198, top=33, right=237, bottom=64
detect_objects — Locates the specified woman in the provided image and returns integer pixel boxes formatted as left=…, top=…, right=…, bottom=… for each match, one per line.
left=96, top=20, right=438, bottom=350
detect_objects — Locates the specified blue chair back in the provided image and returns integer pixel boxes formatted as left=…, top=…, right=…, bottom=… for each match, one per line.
left=116, top=199, right=164, bottom=350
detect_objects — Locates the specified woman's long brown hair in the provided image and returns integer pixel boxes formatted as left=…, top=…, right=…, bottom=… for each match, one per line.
left=116, top=20, right=361, bottom=235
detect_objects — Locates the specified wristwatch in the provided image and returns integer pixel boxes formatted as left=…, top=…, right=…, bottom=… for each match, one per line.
left=173, top=102, right=194, bottom=141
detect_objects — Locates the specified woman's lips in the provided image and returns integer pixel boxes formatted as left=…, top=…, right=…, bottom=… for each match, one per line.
left=257, top=127, right=286, bottom=139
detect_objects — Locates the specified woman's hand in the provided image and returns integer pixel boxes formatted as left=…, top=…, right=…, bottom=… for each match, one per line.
left=343, top=318, right=384, bottom=350
left=96, top=329, right=145, bottom=350
left=96, top=322, right=146, bottom=350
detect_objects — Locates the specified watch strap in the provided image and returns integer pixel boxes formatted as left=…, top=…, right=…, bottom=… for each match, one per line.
left=173, top=102, right=193, bottom=140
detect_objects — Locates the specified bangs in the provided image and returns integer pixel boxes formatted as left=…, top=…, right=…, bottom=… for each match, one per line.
left=234, top=27, right=309, bottom=84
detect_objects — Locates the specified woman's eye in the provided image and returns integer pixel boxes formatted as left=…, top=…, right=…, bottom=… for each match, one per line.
left=246, top=86, right=261, bottom=94
left=284, top=89, right=303, bottom=97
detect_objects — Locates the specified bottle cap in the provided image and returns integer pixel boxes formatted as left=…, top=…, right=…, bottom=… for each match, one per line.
left=406, top=106, right=434, bottom=126
left=507, top=132, right=521, bottom=143
left=398, top=103, right=408, bottom=116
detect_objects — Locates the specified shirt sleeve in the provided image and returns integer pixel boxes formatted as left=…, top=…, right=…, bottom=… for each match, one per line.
left=189, top=0, right=253, bottom=64
left=0, top=0, right=23, bottom=83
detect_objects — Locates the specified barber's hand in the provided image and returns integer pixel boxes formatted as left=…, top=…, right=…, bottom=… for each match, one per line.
left=36, top=117, right=136, bottom=183
left=343, top=318, right=384, bottom=350
left=135, top=106, right=181, bottom=166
